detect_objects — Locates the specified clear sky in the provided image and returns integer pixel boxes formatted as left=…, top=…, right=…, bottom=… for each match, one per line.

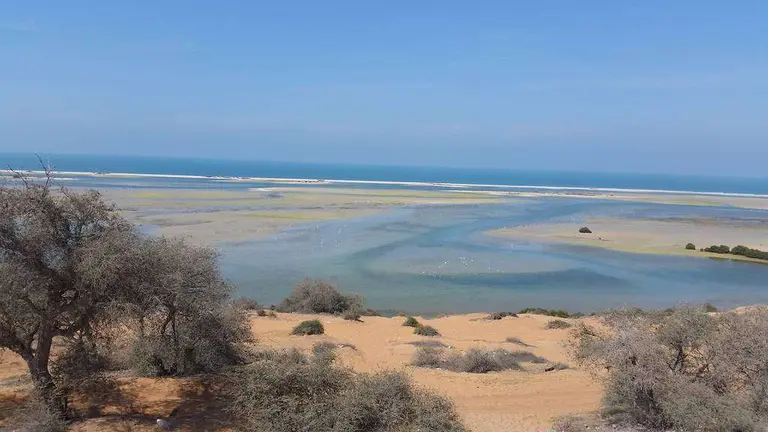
left=1, top=1, right=767, bottom=175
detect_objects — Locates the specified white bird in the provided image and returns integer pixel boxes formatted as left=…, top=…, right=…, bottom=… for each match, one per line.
left=156, top=407, right=179, bottom=430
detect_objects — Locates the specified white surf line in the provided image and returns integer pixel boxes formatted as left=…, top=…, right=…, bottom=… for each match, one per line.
left=3, top=169, right=768, bottom=199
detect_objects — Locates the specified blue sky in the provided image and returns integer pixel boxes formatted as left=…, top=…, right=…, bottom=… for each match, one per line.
left=1, top=1, right=767, bottom=175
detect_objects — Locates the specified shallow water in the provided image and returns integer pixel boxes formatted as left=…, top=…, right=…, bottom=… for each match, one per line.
left=221, top=199, right=768, bottom=314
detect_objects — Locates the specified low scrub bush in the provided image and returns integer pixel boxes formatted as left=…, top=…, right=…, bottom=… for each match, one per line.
left=256, top=309, right=277, bottom=317
left=411, top=347, right=547, bottom=373
left=519, top=307, right=571, bottom=318
left=487, top=311, right=517, bottom=320
left=545, top=319, right=572, bottom=329
left=343, top=309, right=363, bottom=321
left=278, top=279, right=363, bottom=314
left=292, top=319, right=325, bottom=335
left=3, top=392, right=67, bottom=432
left=414, top=324, right=440, bottom=337
left=579, top=226, right=592, bottom=233
left=403, top=316, right=420, bottom=327
left=571, top=305, right=768, bottom=431
left=233, top=296, right=261, bottom=310
left=703, top=244, right=731, bottom=254
left=227, top=348, right=467, bottom=431
left=407, top=340, right=448, bottom=348
left=685, top=242, right=696, bottom=250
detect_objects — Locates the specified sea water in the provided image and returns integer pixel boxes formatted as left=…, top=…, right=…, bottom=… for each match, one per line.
left=3, top=153, right=768, bottom=313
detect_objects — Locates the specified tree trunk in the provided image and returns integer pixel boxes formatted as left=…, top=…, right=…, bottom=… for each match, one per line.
left=25, top=325, right=68, bottom=416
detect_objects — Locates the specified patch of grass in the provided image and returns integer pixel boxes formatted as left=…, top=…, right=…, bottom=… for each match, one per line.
left=414, top=324, right=440, bottom=337
left=486, top=311, right=518, bottom=320
left=292, top=319, right=325, bottom=336
left=545, top=319, right=572, bottom=330
left=402, top=316, right=420, bottom=327
left=519, top=307, right=571, bottom=318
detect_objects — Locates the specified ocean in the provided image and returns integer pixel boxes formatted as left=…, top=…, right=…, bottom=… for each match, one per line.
left=3, top=153, right=768, bottom=195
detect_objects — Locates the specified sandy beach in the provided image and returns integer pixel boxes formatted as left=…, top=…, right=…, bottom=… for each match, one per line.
left=489, top=217, right=768, bottom=263
left=0, top=312, right=601, bottom=432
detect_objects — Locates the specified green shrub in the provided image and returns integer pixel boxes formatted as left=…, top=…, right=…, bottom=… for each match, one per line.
left=227, top=348, right=467, bottom=431
left=545, top=319, right=572, bottom=330
left=519, top=308, right=571, bottom=318
left=703, top=244, right=731, bottom=254
left=403, top=316, right=420, bottom=327
left=487, top=311, right=517, bottom=320
left=414, top=325, right=440, bottom=337
left=685, top=243, right=696, bottom=250
left=292, top=319, right=325, bottom=336
left=731, top=245, right=768, bottom=260
left=579, top=226, right=592, bottom=234
left=278, top=279, right=363, bottom=314
left=703, top=303, right=718, bottom=313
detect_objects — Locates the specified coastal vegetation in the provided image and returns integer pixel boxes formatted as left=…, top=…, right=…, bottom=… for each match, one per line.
left=571, top=305, right=768, bottom=431
left=487, top=311, right=518, bottom=320
left=519, top=307, right=572, bottom=318
left=227, top=348, right=467, bottom=432
left=278, top=279, right=363, bottom=314
left=685, top=242, right=696, bottom=250
left=414, top=324, right=441, bottom=336
left=403, top=316, right=420, bottom=327
left=545, top=319, right=572, bottom=329
left=292, top=319, right=325, bottom=335
left=411, top=347, right=547, bottom=373
left=698, top=244, right=768, bottom=261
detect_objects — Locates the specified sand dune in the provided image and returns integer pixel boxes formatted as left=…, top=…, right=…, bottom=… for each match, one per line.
left=0, top=312, right=601, bottom=431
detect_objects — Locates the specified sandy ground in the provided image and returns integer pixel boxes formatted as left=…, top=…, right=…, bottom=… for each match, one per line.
left=99, top=187, right=506, bottom=245
left=0, top=313, right=601, bottom=432
left=490, top=217, right=768, bottom=263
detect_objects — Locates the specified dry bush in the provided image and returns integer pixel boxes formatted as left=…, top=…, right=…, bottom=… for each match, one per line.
left=3, top=391, right=67, bottom=432
left=342, top=309, right=362, bottom=321
left=411, top=347, right=546, bottom=373
left=487, top=311, right=517, bottom=320
left=545, top=319, right=572, bottom=330
left=233, top=296, right=261, bottom=310
left=278, top=279, right=363, bottom=314
left=414, top=325, right=440, bottom=336
left=571, top=305, right=768, bottom=431
left=407, top=340, right=448, bottom=348
left=227, top=348, right=467, bottom=431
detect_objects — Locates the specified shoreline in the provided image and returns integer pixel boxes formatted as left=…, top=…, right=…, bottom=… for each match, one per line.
left=4, top=169, right=768, bottom=199
left=489, top=217, right=768, bottom=265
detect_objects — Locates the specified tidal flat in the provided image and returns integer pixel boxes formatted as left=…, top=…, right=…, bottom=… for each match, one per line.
left=93, top=186, right=768, bottom=314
